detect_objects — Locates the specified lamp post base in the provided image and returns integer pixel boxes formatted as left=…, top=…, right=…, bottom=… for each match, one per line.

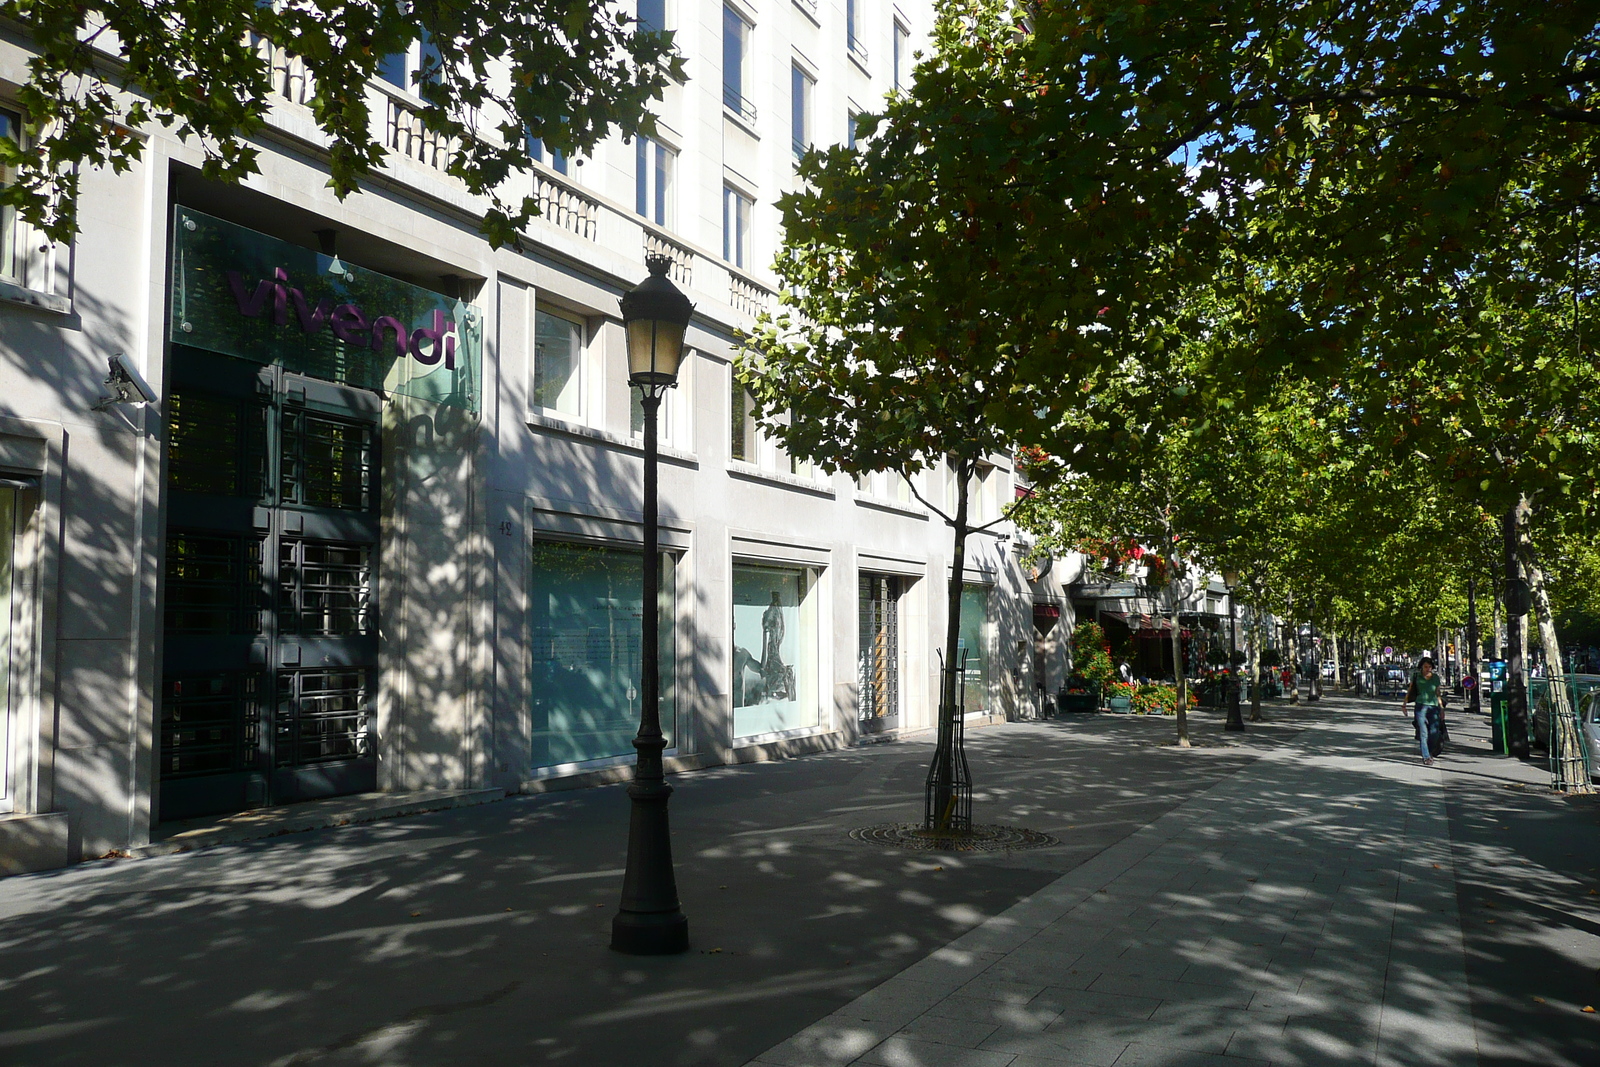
left=611, top=909, right=689, bottom=955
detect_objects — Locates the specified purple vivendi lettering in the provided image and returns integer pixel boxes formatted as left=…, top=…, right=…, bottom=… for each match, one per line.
left=272, top=267, right=291, bottom=326
left=408, top=309, right=456, bottom=367
left=225, top=271, right=274, bottom=317
left=330, top=304, right=371, bottom=345
left=371, top=316, right=409, bottom=360
left=290, top=289, right=335, bottom=333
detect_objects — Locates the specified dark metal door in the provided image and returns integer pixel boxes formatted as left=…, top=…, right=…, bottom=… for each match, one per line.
left=858, top=575, right=901, bottom=734
left=159, top=348, right=380, bottom=821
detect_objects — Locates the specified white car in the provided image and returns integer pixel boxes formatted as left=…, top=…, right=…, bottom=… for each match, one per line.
left=1580, top=693, right=1600, bottom=781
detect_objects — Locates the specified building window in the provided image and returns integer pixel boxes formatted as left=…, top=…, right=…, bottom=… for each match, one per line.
left=959, top=584, right=991, bottom=715
left=847, top=109, right=861, bottom=150
left=1, top=109, right=19, bottom=282
left=847, top=0, right=868, bottom=61
left=632, top=348, right=691, bottom=447
left=533, top=309, right=584, bottom=418
left=527, top=134, right=569, bottom=176
left=893, top=21, right=909, bottom=90
left=723, top=5, right=756, bottom=121
left=377, top=31, right=442, bottom=91
left=731, top=379, right=756, bottom=461
left=635, top=137, right=675, bottom=227
left=638, top=0, right=666, bottom=34
left=791, top=66, right=814, bottom=161
left=529, top=541, right=676, bottom=769
left=732, top=563, right=819, bottom=738
left=723, top=186, right=753, bottom=268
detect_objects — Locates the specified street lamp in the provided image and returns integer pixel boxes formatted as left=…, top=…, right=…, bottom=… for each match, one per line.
left=612, top=254, right=694, bottom=955
left=1222, top=568, right=1244, bottom=732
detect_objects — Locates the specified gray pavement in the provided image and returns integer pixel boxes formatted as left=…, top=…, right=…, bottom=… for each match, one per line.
left=747, top=700, right=1600, bottom=1067
left=2, top=699, right=1597, bottom=1067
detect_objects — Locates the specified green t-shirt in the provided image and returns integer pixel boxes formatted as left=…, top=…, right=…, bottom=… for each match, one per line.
left=1414, top=674, right=1441, bottom=706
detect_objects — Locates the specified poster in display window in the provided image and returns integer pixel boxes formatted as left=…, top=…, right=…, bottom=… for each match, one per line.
left=732, top=564, right=818, bottom=738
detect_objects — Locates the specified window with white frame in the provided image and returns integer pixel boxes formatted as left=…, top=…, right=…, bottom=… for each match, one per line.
left=1, top=109, right=20, bottom=282
left=528, top=134, right=570, bottom=175
left=637, top=0, right=666, bottom=33
left=723, top=5, right=755, bottom=121
left=893, top=20, right=910, bottom=90
left=631, top=348, right=693, bottom=449
left=791, top=65, right=814, bottom=161
left=847, top=108, right=862, bottom=150
left=846, top=0, right=868, bottom=61
left=533, top=308, right=585, bottom=418
left=723, top=186, right=753, bottom=268
left=378, top=29, right=443, bottom=92
left=635, top=137, right=675, bottom=227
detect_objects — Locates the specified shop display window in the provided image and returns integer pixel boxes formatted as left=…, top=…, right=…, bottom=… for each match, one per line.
left=732, top=563, right=819, bottom=738
left=959, top=584, right=990, bottom=714
left=529, top=541, right=676, bottom=768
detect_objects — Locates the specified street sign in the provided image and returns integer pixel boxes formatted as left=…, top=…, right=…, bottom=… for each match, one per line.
left=1383, top=646, right=1394, bottom=656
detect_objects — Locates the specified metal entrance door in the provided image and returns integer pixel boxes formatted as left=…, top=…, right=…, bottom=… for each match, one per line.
left=159, top=348, right=380, bottom=822
left=858, top=575, right=901, bottom=735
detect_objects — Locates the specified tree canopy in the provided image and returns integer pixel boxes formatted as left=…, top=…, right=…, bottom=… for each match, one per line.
left=0, top=0, right=684, bottom=246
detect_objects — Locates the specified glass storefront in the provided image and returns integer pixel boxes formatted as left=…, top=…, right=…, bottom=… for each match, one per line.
left=732, top=563, right=819, bottom=738
left=529, top=541, right=676, bottom=768
left=959, top=584, right=991, bottom=715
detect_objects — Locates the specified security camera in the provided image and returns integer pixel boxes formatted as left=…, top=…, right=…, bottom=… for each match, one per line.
left=93, top=353, right=159, bottom=410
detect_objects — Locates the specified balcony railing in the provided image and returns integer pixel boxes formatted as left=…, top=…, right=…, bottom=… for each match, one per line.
left=644, top=231, right=694, bottom=287
left=723, top=86, right=758, bottom=125
left=729, top=273, right=772, bottom=318
left=385, top=96, right=457, bottom=171
left=533, top=171, right=599, bottom=242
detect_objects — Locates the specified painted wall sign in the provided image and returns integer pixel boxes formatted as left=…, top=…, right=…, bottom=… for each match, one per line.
left=169, top=208, right=481, bottom=411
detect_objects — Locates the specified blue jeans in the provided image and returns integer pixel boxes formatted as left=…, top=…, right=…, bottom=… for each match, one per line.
left=1415, top=704, right=1440, bottom=758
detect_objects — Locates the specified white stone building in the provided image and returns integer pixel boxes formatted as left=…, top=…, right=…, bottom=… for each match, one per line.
left=0, top=2, right=1072, bottom=874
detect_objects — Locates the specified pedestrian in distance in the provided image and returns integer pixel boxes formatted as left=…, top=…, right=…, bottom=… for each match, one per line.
left=1401, top=657, right=1446, bottom=765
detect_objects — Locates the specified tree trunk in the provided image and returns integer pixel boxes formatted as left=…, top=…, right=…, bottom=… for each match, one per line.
left=1331, top=629, right=1343, bottom=690
left=1519, top=532, right=1593, bottom=793
left=1248, top=596, right=1263, bottom=722
left=927, top=456, right=974, bottom=831
left=1504, top=503, right=1531, bottom=759
left=1165, top=550, right=1189, bottom=747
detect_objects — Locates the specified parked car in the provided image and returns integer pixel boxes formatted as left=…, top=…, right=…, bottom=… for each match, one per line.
left=1321, top=660, right=1336, bottom=680
left=1530, top=675, right=1600, bottom=751
left=1377, top=666, right=1409, bottom=698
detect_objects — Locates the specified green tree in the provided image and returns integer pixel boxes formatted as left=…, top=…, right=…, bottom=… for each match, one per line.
left=0, top=0, right=684, bottom=246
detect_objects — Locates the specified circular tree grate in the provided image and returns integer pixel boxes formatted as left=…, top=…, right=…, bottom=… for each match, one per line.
left=848, top=823, right=1059, bottom=852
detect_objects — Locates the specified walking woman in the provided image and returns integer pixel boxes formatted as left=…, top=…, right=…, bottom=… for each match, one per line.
left=1401, top=657, right=1445, bottom=765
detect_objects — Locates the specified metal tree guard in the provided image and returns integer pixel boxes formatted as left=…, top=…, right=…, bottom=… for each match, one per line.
left=924, top=649, right=973, bottom=835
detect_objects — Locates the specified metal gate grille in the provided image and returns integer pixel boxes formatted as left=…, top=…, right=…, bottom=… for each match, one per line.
left=161, top=671, right=263, bottom=778
left=276, top=668, right=371, bottom=767
left=859, top=575, right=901, bottom=730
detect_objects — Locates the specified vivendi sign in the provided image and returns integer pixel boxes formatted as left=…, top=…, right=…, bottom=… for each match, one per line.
left=170, top=209, right=481, bottom=412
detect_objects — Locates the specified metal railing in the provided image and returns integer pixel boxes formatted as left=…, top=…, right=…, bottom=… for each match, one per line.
left=723, top=86, right=758, bottom=125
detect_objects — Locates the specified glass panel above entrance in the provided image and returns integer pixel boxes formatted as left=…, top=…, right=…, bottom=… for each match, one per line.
left=169, top=208, right=482, bottom=412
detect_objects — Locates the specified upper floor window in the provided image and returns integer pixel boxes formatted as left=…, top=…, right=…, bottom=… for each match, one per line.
left=378, top=29, right=442, bottom=92
left=893, top=21, right=909, bottom=90
left=791, top=66, right=814, bottom=161
left=847, top=109, right=862, bottom=150
left=528, top=135, right=570, bottom=176
left=723, top=6, right=756, bottom=122
left=847, top=0, right=868, bottom=62
left=638, top=0, right=667, bottom=34
left=724, top=187, right=752, bottom=269
left=636, top=137, right=676, bottom=227
left=533, top=308, right=585, bottom=419
left=0, top=109, right=17, bottom=282
left=731, top=377, right=813, bottom=478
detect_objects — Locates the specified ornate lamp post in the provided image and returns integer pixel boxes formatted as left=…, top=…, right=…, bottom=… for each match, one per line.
left=612, top=254, right=694, bottom=955
left=1222, top=568, right=1244, bottom=731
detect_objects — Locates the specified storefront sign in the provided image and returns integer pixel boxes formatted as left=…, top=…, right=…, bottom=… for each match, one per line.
left=170, top=209, right=481, bottom=412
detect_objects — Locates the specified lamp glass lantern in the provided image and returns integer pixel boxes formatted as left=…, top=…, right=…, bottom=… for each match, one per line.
left=622, top=255, right=694, bottom=392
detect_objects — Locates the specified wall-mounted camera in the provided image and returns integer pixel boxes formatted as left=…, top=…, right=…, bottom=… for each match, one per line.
left=93, top=354, right=159, bottom=411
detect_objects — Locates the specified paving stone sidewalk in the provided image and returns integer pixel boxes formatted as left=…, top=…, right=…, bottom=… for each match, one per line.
left=748, top=706, right=1477, bottom=1067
